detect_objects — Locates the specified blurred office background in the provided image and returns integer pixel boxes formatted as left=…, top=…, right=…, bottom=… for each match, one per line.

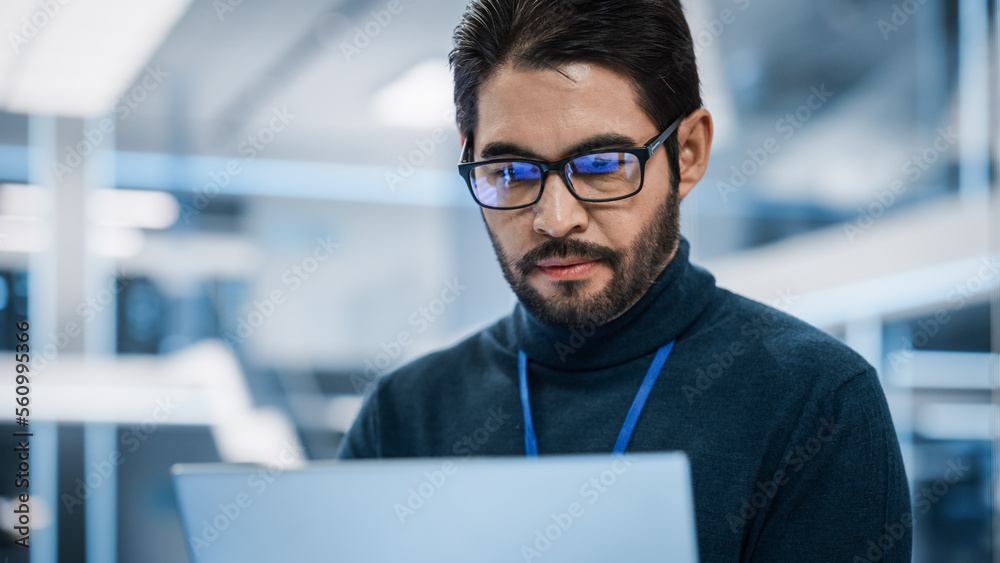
left=0, top=0, right=996, bottom=561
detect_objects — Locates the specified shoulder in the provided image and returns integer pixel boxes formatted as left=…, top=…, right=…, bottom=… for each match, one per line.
left=700, top=286, right=875, bottom=396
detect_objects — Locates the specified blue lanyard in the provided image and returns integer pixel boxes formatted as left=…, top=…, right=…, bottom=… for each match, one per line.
left=517, top=339, right=676, bottom=456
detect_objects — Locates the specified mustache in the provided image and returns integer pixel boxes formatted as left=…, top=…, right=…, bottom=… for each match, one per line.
left=516, top=238, right=623, bottom=276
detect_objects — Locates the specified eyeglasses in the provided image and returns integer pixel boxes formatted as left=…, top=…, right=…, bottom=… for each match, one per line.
left=457, top=116, right=683, bottom=210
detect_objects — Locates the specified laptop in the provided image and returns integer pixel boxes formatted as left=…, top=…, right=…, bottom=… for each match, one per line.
left=172, top=452, right=699, bottom=562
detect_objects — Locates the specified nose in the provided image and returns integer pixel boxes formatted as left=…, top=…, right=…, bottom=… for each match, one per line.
left=532, top=170, right=589, bottom=238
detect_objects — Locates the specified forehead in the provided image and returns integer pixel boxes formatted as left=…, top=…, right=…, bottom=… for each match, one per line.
left=474, top=62, right=656, bottom=155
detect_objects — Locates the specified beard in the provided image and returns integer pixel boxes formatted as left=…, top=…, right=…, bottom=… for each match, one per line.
left=484, top=188, right=682, bottom=328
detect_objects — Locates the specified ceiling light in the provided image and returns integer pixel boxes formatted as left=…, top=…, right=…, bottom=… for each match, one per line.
left=0, top=0, right=194, bottom=116
left=0, top=217, right=49, bottom=253
left=87, top=188, right=179, bottom=229
left=88, top=225, right=144, bottom=258
left=0, top=183, right=51, bottom=219
left=373, top=59, right=455, bottom=129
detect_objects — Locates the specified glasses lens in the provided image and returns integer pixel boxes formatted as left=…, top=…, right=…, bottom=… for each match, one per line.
left=470, top=161, right=542, bottom=208
left=565, top=152, right=641, bottom=199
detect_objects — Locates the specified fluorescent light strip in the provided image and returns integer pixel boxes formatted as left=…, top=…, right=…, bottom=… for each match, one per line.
left=915, top=403, right=994, bottom=441
left=0, top=183, right=51, bottom=218
left=0, top=216, right=49, bottom=253
left=87, top=225, right=144, bottom=257
left=0, top=1, right=40, bottom=83
left=373, top=58, right=455, bottom=129
left=87, top=188, right=179, bottom=229
left=790, top=254, right=1000, bottom=328
left=115, top=150, right=473, bottom=208
left=1, top=0, right=194, bottom=116
left=0, top=145, right=473, bottom=208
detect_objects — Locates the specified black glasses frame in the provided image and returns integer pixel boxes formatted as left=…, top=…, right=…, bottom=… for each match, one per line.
left=457, top=116, right=684, bottom=210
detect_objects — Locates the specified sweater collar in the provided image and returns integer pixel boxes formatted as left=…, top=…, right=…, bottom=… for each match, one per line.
left=508, top=236, right=716, bottom=371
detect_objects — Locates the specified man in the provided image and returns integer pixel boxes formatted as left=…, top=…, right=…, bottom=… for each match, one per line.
left=339, top=0, right=912, bottom=560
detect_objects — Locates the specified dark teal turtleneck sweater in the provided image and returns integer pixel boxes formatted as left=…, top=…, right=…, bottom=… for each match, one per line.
left=338, top=237, right=912, bottom=562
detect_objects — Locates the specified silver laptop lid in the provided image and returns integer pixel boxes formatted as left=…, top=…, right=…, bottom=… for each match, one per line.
left=172, top=452, right=698, bottom=563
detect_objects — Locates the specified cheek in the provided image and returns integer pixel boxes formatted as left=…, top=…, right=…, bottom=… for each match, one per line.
left=484, top=210, right=534, bottom=253
left=588, top=209, right=645, bottom=249
left=603, top=187, right=665, bottom=241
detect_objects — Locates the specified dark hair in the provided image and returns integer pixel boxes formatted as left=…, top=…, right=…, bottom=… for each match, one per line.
left=449, top=0, right=702, bottom=190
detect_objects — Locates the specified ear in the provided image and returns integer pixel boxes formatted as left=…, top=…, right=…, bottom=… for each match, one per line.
left=676, top=109, right=713, bottom=200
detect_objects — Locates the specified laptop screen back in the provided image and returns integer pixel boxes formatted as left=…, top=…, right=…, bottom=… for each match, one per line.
left=172, top=452, right=698, bottom=563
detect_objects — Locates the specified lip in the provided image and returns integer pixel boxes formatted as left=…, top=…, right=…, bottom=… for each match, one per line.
left=535, top=258, right=599, bottom=280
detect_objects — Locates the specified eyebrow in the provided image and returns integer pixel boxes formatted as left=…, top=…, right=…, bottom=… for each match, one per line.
left=478, top=133, right=638, bottom=161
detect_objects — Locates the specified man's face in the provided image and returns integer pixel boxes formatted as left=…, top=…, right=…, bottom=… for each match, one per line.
left=473, top=63, right=682, bottom=328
